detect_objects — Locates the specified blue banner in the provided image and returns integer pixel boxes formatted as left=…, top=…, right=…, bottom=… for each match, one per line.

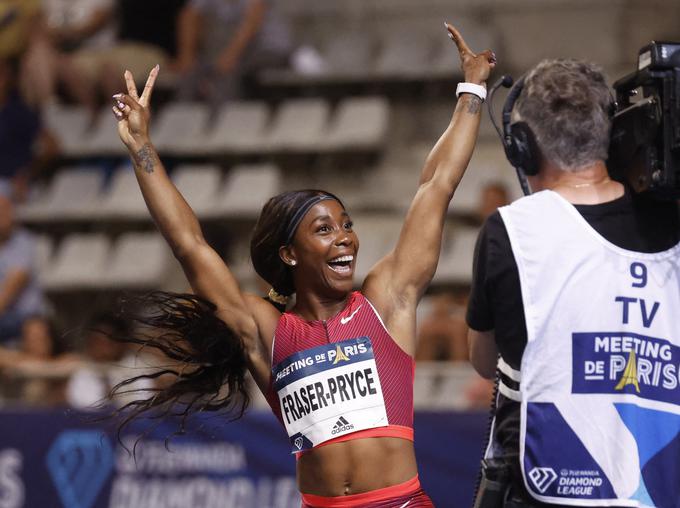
left=0, top=409, right=486, bottom=508
left=572, top=331, right=680, bottom=404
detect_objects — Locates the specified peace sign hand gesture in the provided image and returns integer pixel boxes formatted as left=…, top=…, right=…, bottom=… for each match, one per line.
left=112, top=66, right=159, bottom=152
left=445, top=22, right=496, bottom=85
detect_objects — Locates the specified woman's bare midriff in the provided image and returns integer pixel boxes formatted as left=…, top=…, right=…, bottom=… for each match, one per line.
left=297, top=437, right=418, bottom=497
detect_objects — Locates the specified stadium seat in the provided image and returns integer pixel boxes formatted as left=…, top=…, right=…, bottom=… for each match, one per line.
left=172, top=164, right=223, bottom=217
left=213, top=163, right=281, bottom=218
left=340, top=159, right=416, bottom=212
left=42, top=234, right=110, bottom=290
left=322, top=33, right=376, bottom=78
left=82, top=107, right=128, bottom=157
left=414, top=362, right=480, bottom=410
left=375, top=32, right=435, bottom=78
left=95, top=165, right=148, bottom=221
left=101, top=233, right=171, bottom=289
left=201, top=101, right=270, bottom=154
left=18, top=167, right=104, bottom=222
left=264, top=98, right=330, bottom=152
left=435, top=227, right=479, bottom=285
left=43, top=104, right=92, bottom=157
left=34, top=235, right=54, bottom=284
left=322, top=96, right=390, bottom=151
left=351, top=214, right=402, bottom=280
left=449, top=142, right=519, bottom=215
left=151, top=102, right=210, bottom=155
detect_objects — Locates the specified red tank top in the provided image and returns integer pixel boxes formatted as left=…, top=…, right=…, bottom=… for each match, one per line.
left=267, top=292, right=414, bottom=452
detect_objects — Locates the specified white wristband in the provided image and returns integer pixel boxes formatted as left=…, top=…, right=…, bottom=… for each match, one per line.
left=456, top=82, right=487, bottom=102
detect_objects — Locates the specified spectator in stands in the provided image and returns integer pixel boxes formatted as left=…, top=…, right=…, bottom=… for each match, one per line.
left=93, top=0, right=188, bottom=98
left=0, top=1, right=41, bottom=59
left=0, top=181, right=51, bottom=349
left=416, top=290, right=469, bottom=362
left=66, top=312, right=155, bottom=409
left=0, top=58, right=58, bottom=201
left=172, top=0, right=292, bottom=104
left=25, top=0, right=117, bottom=109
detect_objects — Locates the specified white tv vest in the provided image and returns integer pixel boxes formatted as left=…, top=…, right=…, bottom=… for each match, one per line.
left=496, top=190, right=680, bottom=508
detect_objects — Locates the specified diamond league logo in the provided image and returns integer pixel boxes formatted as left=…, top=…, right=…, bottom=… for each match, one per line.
left=529, top=467, right=558, bottom=493
left=46, top=430, right=114, bottom=508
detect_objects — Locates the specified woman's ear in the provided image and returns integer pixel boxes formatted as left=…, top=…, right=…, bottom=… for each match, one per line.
left=278, top=245, right=297, bottom=267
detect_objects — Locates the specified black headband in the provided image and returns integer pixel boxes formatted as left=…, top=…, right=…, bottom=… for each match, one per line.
left=284, top=195, right=336, bottom=245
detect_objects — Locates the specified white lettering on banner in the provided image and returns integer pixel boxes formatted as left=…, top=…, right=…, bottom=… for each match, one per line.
left=594, top=335, right=672, bottom=360
left=274, top=342, right=369, bottom=384
left=116, top=440, right=246, bottom=474
left=109, top=476, right=299, bottom=508
left=0, top=450, right=24, bottom=508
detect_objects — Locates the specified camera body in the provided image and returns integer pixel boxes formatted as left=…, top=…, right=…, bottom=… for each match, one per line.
left=608, top=42, right=680, bottom=199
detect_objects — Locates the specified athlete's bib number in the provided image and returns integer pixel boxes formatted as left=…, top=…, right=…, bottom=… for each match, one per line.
left=272, top=337, right=388, bottom=452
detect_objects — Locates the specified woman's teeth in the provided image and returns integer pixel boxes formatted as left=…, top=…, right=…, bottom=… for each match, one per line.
left=327, top=255, right=354, bottom=274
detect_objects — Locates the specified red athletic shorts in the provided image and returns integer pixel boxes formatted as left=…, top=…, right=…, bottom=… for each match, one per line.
left=301, top=475, right=435, bottom=507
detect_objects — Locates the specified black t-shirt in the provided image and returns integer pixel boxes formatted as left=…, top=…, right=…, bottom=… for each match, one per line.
left=117, top=0, right=188, bottom=56
left=465, top=187, right=680, bottom=503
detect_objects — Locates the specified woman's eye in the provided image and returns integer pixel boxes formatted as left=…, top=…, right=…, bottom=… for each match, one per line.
left=343, top=221, right=354, bottom=230
left=317, top=225, right=331, bottom=233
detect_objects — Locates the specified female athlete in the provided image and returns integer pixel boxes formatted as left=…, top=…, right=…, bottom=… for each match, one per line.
left=110, top=23, right=495, bottom=508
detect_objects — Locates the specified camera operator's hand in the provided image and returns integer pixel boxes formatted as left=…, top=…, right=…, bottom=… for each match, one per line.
left=445, top=22, right=496, bottom=85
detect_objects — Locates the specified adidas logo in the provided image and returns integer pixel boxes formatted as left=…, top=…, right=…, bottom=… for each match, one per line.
left=331, top=416, right=355, bottom=435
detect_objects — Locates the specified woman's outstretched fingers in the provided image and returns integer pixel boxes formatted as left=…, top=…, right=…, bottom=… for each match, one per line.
left=124, top=70, right=139, bottom=101
left=115, top=94, right=140, bottom=111
left=445, top=22, right=473, bottom=56
left=480, top=50, right=497, bottom=65
left=112, top=105, right=123, bottom=120
left=140, top=65, right=159, bottom=108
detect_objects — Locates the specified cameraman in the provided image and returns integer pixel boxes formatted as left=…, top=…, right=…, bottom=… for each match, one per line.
left=467, top=59, right=680, bottom=508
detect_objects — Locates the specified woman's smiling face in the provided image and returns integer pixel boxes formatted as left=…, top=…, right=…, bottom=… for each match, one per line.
left=281, top=199, right=359, bottom=298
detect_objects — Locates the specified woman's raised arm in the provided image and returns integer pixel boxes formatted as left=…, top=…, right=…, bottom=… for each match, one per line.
left=363, top=24, right=495, bottom=349
left=112, top=68, right=262, bottom=353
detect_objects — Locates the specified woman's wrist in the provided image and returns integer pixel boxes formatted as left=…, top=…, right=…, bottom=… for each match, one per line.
left=126, top=135, right=152, bottom=154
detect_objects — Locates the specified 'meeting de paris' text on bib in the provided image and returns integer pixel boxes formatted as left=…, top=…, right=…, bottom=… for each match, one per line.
left=272, top=336, right=388, bottom=452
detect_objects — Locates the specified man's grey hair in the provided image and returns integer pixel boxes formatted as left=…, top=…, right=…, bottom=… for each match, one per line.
left=514, top=59, right=612, bottom=172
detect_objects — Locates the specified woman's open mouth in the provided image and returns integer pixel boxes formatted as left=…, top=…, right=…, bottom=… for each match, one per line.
left=327, top=255, right=354, bottom=275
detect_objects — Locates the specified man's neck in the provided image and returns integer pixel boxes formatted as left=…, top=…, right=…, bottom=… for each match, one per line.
left=530, top=160, right=624, bottom=205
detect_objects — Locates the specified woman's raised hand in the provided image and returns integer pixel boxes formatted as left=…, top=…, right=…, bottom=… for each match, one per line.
left=445, top=22, right=496, bottom=85
left=112, top=66, right=159, bottom=151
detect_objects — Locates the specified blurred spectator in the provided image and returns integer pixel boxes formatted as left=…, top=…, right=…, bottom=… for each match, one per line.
left=0, top=329, right=78, bottom=404
left=92, top=0, right=188, bottom=97
left=0, top=1, right=41, bottom=61
left=173, top=0, right=292, bottom=104
left=477, top=181, right=510, bottom=222
left=416, top=291, right=469, bottom=362
left=0, top=182, right=51, bottom=348
left=25, top=0, right=118, bottom=109
left=0, top=58, right=58, bottom=200
left=0, top=0, right=45, bottom=106
left=66, top=312, right=156, bottom=409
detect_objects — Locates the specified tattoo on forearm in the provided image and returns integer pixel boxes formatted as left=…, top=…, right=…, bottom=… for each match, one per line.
left=133, top=143, right=157, bottom=174
left=466, top=96, right=482, bottom=114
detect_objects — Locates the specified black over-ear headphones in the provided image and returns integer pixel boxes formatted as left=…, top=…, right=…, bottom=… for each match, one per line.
left=501, top=76, right=542, bottom=177
left=488, top=74, right=535, bottom=196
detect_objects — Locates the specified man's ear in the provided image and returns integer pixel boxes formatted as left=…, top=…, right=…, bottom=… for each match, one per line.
left=278, top=245, right=298, bottom=267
